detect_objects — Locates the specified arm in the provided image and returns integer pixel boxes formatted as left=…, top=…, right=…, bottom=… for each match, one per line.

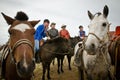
left=34, top=26, right=42, bottom=40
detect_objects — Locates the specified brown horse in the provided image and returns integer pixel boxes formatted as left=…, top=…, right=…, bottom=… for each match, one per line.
left=0, top=12, right=39, bottom=80
left=56, top=36, right=81, bottom=74
left=39, top=37, right=70, bottom=80
left=109, top=26, right=120, bottom=80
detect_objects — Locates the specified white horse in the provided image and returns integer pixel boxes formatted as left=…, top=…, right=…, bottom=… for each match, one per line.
left=75, top=5, right=113, bottom=80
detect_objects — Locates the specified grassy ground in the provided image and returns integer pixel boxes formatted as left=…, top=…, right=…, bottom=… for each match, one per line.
left=34, top=57, right=79, bottom=80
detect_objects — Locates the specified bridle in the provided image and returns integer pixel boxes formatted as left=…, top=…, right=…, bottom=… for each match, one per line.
left=8, top=39, right=35, bottom=64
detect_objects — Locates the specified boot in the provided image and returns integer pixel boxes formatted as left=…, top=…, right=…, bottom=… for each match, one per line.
left=35, top=50, right=41, bottom=63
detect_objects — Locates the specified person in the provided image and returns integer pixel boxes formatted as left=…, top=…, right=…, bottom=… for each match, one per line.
left=59, top=24, right=70, bottom=39
left=79, top=25, right=86, bottom=40
left=48, top=22, right=59, bottom=39
left=34, top=19, right=50, bottom=62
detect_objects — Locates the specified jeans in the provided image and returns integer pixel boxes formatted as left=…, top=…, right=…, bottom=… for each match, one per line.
left=34, top=40, right=39, bottom=54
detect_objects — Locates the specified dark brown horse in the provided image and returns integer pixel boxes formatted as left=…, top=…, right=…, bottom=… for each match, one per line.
left=39, top=37, right=70, bottom=80
left=109, top=26, right=120, bottom=80
left=56, top=36, right=81, bottom=74
left=0, top=12, right=39, bottom=80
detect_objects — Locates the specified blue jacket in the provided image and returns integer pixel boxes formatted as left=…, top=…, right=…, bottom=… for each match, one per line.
left=34, top=24, right=46, bottom=40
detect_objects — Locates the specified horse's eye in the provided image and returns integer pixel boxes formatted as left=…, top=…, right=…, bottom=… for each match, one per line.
left=102, top=23, right=107, bottom=27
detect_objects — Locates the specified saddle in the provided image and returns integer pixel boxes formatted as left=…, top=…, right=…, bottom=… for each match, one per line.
left=74, top=42, right=84, bottom=67
left=111, top=26, right=120, bottom=41
left=0, top=44, right=9, bottom=79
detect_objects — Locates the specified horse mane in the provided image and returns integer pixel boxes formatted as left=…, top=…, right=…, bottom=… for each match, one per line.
left=45, top=37, right=68, bottom=44
left=14, top=11, right=29, bottom=21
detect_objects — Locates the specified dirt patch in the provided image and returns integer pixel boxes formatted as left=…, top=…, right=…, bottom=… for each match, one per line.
left=34, top=57, right=79, bottom=80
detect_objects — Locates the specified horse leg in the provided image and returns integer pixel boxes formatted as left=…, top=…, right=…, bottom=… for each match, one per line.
left=47, top=63, right=51, bottom=80
left=57, top=57, right=60, bottom=74
left=61, top=55, right=64, bottom=73
left=42, top=63, right=47, bottom=80
left=67, top=55, right=72, bottom=70
left=78, top=67, right=86, bottom=80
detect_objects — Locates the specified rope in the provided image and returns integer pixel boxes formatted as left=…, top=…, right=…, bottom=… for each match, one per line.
left=9, top=39, right=34, bottom=64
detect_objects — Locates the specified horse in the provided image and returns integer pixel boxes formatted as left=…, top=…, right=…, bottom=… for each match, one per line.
left=0, top=11, right=39, bottom=80
left=109, top=26, right=120, bottom=80
left=55, top=36, right=81, bottom=74
left=38, top=37, right=70, bottom=80
left=75, top=5, right=112, bottom=80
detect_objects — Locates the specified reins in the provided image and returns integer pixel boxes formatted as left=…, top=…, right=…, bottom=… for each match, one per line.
left=8, top=39, right=34, bottom=64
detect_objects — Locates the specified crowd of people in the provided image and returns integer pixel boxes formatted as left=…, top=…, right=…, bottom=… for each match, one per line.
left=34, top=19, right=86, bottom=62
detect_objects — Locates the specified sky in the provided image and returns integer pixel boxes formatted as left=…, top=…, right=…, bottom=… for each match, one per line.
left=0, top=0, right=120, bottom=45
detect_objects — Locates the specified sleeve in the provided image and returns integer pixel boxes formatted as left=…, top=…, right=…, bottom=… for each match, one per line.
left=65, top=30, right=70, bottom=39
left=35, top=25, right=43, bottom=40
left=41, top=27, right=46, bottom=38
left=84, top=31, right=86, bottom=36
left=34, top=26, right=40, bottom=40
left=43, top=31, right=46, bottom=38
left=55, top=29, right=59, bottom=36
left=67, top=30, right=70, bottom=37
left=59, top=30, right=61, bottom=36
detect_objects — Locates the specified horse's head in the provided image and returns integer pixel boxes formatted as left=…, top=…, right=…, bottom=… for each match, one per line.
left=1, top=11, right=40, bottom=77
left=85, top=5, right=110, bottom=55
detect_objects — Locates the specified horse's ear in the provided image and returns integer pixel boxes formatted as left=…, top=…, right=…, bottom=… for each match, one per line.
left=103, top=5, right=109, bottom=18
left=88, top=11, right=94, bottom=20
left=1, top=12, right=15, bottom=25
left=29, top=20, right=40, bottom=27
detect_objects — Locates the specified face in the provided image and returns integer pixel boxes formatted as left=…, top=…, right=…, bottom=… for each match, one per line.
left=85, top=5, right=109, bottom=54
left=8, top=21, right=36, bottom=77
left=51, top=25, right=55, bottom=28
left=44, top=22, right=49, bottom=30
left=85, top=14, right=109, bottom=54
left=2, top=12, right=40, bottom=78
left=80, top=27, right=83, bottom=31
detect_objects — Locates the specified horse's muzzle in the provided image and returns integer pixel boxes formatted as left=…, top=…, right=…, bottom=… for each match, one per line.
left=16, top=59, right=35, bottom=78
left=85, top=43, right=96, bottom=55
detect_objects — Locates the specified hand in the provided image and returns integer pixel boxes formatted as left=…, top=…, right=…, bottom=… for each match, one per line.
left=47, top=36, right=51, bottom=40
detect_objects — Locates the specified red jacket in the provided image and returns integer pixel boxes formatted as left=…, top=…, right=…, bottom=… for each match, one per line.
left=59, top=29, right=70, bottom=39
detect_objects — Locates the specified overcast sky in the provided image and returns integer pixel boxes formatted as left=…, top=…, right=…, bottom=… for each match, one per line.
left=0, top=0, right=120, bottom=45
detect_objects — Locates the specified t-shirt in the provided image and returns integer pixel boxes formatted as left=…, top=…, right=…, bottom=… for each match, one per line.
left=48, top=28, right=59, bottom=39
left=59, top=29, right=70, bottom=39
left=79, top=31, right=85, bottom=37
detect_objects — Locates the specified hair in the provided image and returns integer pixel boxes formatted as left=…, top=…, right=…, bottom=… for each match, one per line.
left=14, top=11, right=29, bottom=21
left=43, top=19, right=50, bottom=23
left=79, top=25, right=83, bottom=28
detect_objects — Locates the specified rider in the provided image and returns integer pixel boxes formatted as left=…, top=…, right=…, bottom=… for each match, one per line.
left=34, top=19, right=50, bottom=63
left=48, top=22, right=59, bottom=39
left=59, top=24, right=70, bottom=39
left=79, top=25, right=86, bottom=40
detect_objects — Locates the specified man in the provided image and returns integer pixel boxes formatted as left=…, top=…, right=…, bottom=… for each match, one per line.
left=34, top=19, right=50, bottom=62
left=59, top=24, right=70, bottom=39
left=79, top=25, right=86, bottom=40
left=48, top=22, right=59, bottom=39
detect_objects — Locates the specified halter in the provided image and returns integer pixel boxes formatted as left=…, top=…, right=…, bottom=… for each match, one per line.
left=8, top=39, right=34, bottom=64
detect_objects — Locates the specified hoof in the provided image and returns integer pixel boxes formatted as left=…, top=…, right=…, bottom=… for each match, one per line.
left=69, top=67, right=72, bottom=70
left=61, top=70, right=64, bottom=73
left=57, top=70, right=60, bottom=74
